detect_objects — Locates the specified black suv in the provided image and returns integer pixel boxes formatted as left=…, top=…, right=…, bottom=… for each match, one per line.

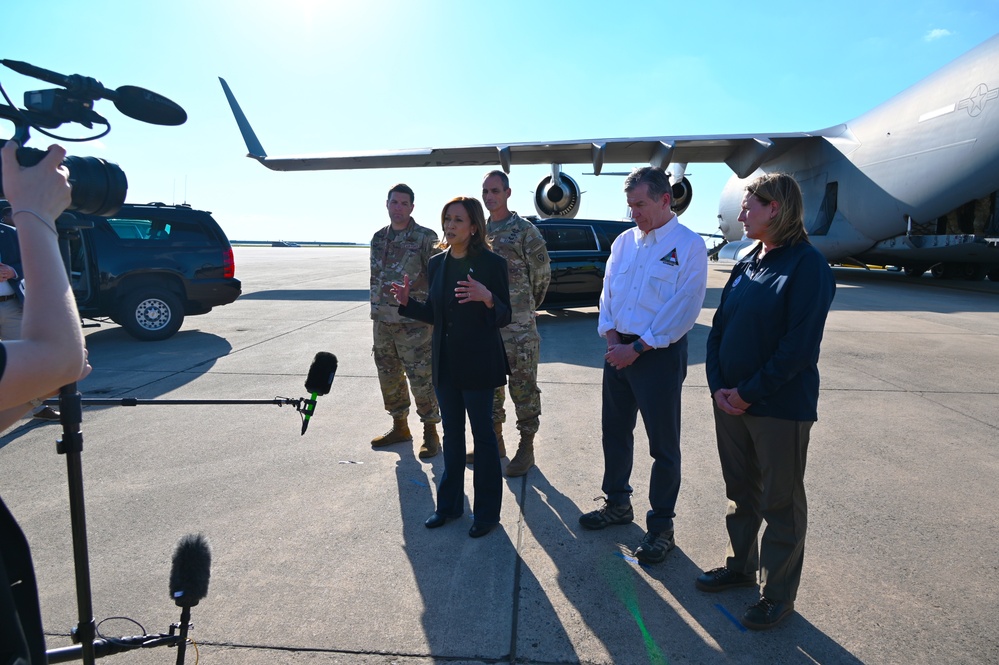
left=60, top=202, right=241, bottom=340
left=531, top=217, right=634, bottom=309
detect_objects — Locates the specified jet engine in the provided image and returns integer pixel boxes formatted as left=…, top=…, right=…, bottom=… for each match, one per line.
left=533, top=170, right=581, bottom=218
left=670, top=176, right=693, bottom=215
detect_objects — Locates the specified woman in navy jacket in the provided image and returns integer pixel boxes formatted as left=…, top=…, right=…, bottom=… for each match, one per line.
left=698, top=173, right=835, bottom=630
left=392, top=196, right=511, bottom=538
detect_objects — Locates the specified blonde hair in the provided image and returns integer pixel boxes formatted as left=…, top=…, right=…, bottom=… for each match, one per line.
left=747, top=173, right=809, bottom=247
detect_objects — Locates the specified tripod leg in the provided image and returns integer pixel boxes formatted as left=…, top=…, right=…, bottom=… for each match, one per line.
left=57, top=382, right=97, bottom=665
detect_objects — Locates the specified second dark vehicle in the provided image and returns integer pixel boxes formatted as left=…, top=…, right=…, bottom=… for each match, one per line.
left=66, top=202, right=241, bottom=341
left=530, top=217, right=634, bottom=310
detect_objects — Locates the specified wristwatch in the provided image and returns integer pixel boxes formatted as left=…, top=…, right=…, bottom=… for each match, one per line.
left=632, top=340, right=644, bottom=354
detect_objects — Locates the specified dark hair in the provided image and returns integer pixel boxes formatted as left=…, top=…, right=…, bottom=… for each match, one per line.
left=482, top=170, right=510, bottom=189
left=747, top=173, right=809, bottom=247
left=440, top=197, right=490, bottom=254
left=623, top=166, right=672, bottom=203
left=386, top=183, right=415, bottom=204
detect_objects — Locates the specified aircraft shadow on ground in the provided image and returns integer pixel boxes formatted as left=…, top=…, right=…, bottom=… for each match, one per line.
left=829, top=268, right=999, bottom=314
left=238, top=288, right=369, bottom=302
left=1, top=328, right=233, bottom=449
left=514, top=470, right=865, bottom=664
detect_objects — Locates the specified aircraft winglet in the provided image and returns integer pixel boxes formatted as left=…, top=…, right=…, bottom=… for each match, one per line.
left=218, top=77, right=267, bottom=160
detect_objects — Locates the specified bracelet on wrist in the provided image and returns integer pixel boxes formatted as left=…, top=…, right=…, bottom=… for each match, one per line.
left=13, top=209, right=58, bottom=236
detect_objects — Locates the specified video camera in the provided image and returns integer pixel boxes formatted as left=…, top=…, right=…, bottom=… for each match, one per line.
left=0, top=59, right=186, bottom=216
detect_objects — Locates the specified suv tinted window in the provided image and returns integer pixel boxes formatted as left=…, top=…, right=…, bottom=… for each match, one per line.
left=541, top=225, right=598, bottom=252
left=107, top=216, right=214, bottom=245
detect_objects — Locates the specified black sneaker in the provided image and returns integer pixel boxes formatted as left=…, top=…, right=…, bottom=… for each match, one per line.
left=33, top=406, right=60, bottom=421
left=695, top=567, right=757, bottom=592
left=633, top=530, right=675, bottom=564
left=741, top=596, right=794, bottom=630
left=578, top=498, right=634, bottom=530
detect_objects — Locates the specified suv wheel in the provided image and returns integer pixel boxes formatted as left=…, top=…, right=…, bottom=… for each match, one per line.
left=118, top=288, right=185, bottom=341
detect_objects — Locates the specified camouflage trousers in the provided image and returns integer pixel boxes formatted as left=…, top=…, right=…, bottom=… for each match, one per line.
left=373, top=320, right=440, bottom=423
left=493, top=323, right=541, bottom=435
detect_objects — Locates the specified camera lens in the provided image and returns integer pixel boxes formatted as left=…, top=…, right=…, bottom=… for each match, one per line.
left=64, top=156, right=128, bottom=216
left=0, top=147, right=128, bottom=217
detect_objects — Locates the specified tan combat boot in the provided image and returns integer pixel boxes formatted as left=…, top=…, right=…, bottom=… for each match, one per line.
left=467, top=422, right=505, bottom=464
left=371, top=417, right=412, bottom=447
left=496, top=422, right=506, bottom=458
left=505, top=432, right=535, bottom=477
left=419, top=422, right=440, bottom=459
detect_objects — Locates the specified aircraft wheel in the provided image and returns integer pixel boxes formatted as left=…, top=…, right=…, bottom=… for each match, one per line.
left=902, top=266, right=927, bottom=278
left=988, top=268, right=999, bottom=282
left=961, top=264, right=987, bottom=281
left=930, top=263, right=948, bottom=279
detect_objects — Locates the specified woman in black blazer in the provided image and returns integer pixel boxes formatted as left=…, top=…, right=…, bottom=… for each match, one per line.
left=392, top=197, right=511, bottom=538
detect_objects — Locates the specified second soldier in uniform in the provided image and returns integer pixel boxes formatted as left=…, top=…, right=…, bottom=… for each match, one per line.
left=481, top=171, right=551, bottom=476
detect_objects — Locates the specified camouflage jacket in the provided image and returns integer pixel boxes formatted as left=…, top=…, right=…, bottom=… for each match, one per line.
left=485, top=211, right=551, bottom=328
left=370, top=218, right=440, bottom=323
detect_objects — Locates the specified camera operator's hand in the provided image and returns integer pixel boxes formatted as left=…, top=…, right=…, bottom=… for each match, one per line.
left=1, top=141, right=72, bottom=224
left=0, top=141, right=86, bottom=429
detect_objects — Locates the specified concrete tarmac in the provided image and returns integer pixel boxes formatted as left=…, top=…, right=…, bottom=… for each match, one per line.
left=1, top=247, right=997, bottom=665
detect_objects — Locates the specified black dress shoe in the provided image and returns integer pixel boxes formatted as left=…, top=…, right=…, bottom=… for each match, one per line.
left=468, top=522, right=496, bottom=538
left=425, top=513, right=449, bottom=529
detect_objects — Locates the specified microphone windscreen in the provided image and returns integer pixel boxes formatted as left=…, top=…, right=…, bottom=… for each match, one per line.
left=169, top=533, right=211, bottom=607
left=113, top=85, right=188, bottom=126
left=305, top=352, right=338, bottom=395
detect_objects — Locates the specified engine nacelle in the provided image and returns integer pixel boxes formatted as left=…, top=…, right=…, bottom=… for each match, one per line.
left=670, top=176, right=693, bottom=216
left=534, top=172, right=581, bottom=218
left=717, top=173, right=753, bottom=241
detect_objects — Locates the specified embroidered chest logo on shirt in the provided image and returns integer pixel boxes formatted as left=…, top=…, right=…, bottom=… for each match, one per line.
left=660, top=248, right=679, bottom=266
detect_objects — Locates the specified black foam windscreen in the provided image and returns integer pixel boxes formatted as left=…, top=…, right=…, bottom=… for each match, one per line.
left=169, top=533, right=211, bottom=608
left=112, top=85, right=188, bottom=126
left=305, top=352, right=338, bottom=395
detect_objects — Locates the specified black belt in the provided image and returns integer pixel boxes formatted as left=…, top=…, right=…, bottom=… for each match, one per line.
left=618, top=333, right=640, bottom=344
left=0, top=294, right=16, bottom=302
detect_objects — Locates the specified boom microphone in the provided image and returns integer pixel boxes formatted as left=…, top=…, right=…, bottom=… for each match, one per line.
left=169, top=533, right=211, bottom=608
left=302, top=352, right=338, bottom=435
left=1, top=59, right=187, bottom=126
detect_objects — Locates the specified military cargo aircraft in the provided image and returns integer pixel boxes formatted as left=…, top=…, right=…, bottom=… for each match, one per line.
left=220, top=34, right=999, bottom=280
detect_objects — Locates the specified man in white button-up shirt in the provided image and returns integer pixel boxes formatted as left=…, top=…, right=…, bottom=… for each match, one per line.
left=578, top=166, right=707, bottom=565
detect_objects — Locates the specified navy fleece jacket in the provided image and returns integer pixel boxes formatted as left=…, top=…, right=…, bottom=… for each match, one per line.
left=706, top=241, right=835, bottom=421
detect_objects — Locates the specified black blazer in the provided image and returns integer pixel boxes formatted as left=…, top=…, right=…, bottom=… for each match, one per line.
left=399, top=247, right=512, bottom=390
left=0, top=223, right=23, bottom=304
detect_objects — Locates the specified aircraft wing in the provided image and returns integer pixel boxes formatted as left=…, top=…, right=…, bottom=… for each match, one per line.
left=220, top=78, right=818, bottom=179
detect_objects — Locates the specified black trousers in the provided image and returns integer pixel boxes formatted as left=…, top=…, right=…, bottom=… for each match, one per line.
left=600, top=335, right=687, bottom=533
left=0, top=497, right=46, bottom=664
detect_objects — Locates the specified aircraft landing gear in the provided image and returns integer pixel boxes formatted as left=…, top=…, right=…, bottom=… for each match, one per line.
left=930, top=262, right=988, bottom=280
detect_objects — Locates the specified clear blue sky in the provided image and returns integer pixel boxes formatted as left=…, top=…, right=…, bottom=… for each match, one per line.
left=3, top=1, right=996, bottom=243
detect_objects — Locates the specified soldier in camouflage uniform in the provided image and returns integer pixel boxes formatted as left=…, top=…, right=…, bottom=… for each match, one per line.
left=481, top=171, right=552, bottom=476
left=370, top=184, right=442, bottom=458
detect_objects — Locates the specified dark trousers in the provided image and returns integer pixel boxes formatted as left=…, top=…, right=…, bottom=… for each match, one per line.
left=713, top=406, right=812, bottom=603
left=434, top=353, right=502, bottom=525
left=600, top=335, right=687, bottom=533
left=0, top=497, right=46, bottom=665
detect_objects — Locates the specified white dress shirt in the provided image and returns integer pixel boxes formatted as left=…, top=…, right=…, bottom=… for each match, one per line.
left=0, top=248, right=15, bottom=297
left=597, top=215, right=707, bottom=349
